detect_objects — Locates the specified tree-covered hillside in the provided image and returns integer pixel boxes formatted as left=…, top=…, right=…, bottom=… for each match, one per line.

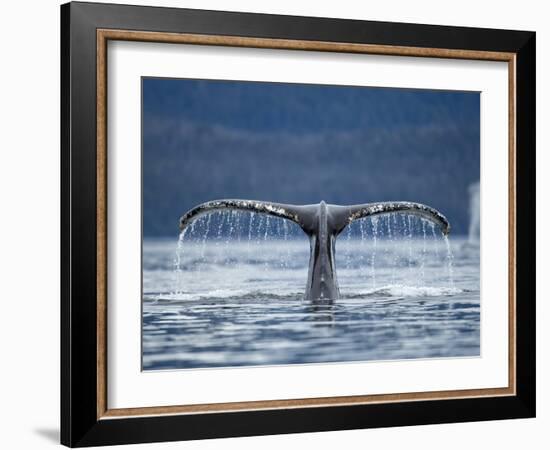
left=142, top=79, right=480, bottom=237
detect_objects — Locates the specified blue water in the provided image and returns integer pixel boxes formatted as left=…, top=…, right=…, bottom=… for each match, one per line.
left=142, top=215, right=479, bottom=370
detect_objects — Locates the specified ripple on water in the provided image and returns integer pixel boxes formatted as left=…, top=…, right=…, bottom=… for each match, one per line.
left=142, top=237, right=480, bottom=370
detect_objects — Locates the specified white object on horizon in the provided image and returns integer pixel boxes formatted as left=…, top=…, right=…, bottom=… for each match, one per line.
left=468, top=181, right=480, bottom=244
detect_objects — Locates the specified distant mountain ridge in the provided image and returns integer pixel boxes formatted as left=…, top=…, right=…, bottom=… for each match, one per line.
left=143, top=120, right=479, bottom=237
left=143, top=78, right=479, bottom=134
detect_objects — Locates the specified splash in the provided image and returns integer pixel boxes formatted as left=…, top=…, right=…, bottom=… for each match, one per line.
left=468, top=181, right=480, bottom=244
left=443, top=234, right=455, bottom=287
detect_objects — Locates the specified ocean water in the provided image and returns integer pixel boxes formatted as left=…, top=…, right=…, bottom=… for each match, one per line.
left=142, top=214, right=480, bottom=370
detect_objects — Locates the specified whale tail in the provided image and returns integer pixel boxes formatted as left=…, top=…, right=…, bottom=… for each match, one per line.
left=179, top=200, right=450, bottom=300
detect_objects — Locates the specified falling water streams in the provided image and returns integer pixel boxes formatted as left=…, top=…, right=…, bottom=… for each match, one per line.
left=430, top=222, right=440, bottom=259
left=283, top=219, right=290, bottom=269
left=216, top=211, right=226, bottom=248
left=345, top=225, right=352, bottom=270
left=247, top=211, right=254, bottom=263
left=385, top=216, right=396, bottom=284
left=443, top=234, right=455, bottom=287
left=171, top=210, right=457, bottom=297
left=359, top=219, right=367, bottom=281
left=201, top=214, right=212, bottom=262
left=255, top=214, right=264, bottom=247
left=370, top=216, right=379, bottom=288
left=173, top=227, right=188, bottom=295
left=263, top=216, right=270, bottom=271
left=421, top=219, right=427, bottom=285
left=169, top=208, right=460, bottom=308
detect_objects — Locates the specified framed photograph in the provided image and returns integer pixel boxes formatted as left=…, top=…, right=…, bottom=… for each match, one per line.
left=61, top=1, right=535, bottom=447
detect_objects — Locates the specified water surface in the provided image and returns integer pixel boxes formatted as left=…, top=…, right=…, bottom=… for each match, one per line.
left=143, top=214, right=479, bottom=370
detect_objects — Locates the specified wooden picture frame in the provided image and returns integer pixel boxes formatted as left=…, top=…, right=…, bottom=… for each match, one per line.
left=61, top=1, right=535, bottom=447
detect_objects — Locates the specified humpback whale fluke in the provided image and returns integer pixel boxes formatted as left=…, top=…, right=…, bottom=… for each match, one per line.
left=179, top=200, right=450, bottom=301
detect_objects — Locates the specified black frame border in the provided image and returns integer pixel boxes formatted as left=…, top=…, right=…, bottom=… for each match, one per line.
left=61, top=2, right=535, bottom=447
